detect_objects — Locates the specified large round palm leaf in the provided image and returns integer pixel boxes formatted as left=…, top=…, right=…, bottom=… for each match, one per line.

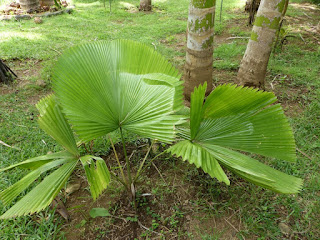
left=53, top=40, right=183, bottom=142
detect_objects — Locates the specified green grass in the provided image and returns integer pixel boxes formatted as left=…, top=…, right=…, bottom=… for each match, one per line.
left=270, top=45, right=320, bottom=87
left=0, top=0, right=189, bottom=85
left=213, top=42, right=246, bottom=70
left=1, top=0, right=320, bottom=238
left=0, top=89, right=66, bottom=239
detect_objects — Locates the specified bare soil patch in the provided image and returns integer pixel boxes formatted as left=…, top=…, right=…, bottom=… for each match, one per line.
left=58, top=143, right=246, bottom=240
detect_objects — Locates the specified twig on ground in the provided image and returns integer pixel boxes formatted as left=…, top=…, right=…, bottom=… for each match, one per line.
left=14, top=124, right=37, bottom=129
left=152, top=42, right=157, bottom=50
left=226, top=207, right=240, bottom=221
left=213, top=216, right=217, bottom=229
left=225, top=218, right=239, bottom=232
left=292, top=221, right=311, bottom=234
left=296, top=147, right=313, bottom=161
left=120, top=233, right=131, bottom=239
left=48, top=47, right=62, bottom=54
left=225, top=218, right=246, bottom=240
left=103, top=214, right=128, bottom=223
left=0, top=140, right=20, bottom=150
left=138, top=220, right=163, bottom=236
left=303, top=12, right=312, bottom=18
left=270, top=75, right=280, bottom=89
left=151, top=162, right=168, bottom=186
left=129, top=150, right=136, bottom=161
left=226, top=37, right=250, bottom=40
left=299, top=33, right=306, bottom=43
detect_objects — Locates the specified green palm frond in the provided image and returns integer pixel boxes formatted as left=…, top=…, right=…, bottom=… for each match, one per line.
left=141, top=73, right=184, bottom=112
left=1, top=94, right=114, bottom=218
left=203, top=144, right=303, bottom=193
left=36, top=95, right=79, bottom=156
left=190, top=83, right=206, bottom=139
left=167, top=83, right=230, bottom=184
left=198, top=84, right=296, bottom=162
left=0, top=96, right=81, bottom=218
left=196, top=103, right=296, bottom=162
left=169, top=83, right=302, bottom=193
left=167, top=140, right=230, bottom=185
left=203, top=84, right=276, bottom=118
left=80, top=156, right=111, bottom=200
left=0, top=160, right=78, bottom=219
left=0, top=151, right=74, bottom=172
left=0, top=158, right=74, bottom=205
left=52, top=40, right=183, bottom=143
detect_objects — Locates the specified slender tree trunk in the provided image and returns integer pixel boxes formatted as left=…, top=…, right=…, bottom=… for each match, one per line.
left=245, top=0, right=261, bottom=25
left=184, top=0, right=216, bottom=100
left=139, top=0, right=152, bottom=11
left=237, top=0, right=286, bottom=89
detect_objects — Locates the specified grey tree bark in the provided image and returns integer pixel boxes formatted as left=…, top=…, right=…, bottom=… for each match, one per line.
left=237, top=0, right=286, bottom=89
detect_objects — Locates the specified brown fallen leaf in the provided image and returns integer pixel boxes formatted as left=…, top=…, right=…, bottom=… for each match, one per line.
left=50, top=197, right=70, bottom=221
left=279, top=222, right=291, bottom=235
left=65, top=182, right=81, bottom=195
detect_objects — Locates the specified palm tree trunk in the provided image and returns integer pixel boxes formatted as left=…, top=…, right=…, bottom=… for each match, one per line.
left=184, top=0, right=216, bottom=100
left=237, top=0, right=286, bottom=89
left=19, top=0, right=40, bottom=11
left=39, top=0, right=54, bottom=7
left=139, top=0, right=152, bottom=11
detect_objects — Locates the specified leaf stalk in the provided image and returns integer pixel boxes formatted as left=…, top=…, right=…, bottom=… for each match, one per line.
left=108, top=135, right=128, bottom=189
left=120, top=127, right=132, bottom=186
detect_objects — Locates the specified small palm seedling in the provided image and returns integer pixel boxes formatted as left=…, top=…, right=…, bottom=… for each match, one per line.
left=0, top=40, right=302, bottom=219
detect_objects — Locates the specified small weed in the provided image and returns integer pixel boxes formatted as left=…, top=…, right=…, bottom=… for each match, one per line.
left=126, top=216, right=138, bottom=222
left=75, top=219, right=87, bottom=228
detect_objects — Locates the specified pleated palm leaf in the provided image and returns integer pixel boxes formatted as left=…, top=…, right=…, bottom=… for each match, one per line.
left=52, top=40, right=184, bottom=143
left=0, top=95, right=111, bottom=219
left=168, top=83, right=302, bottom=193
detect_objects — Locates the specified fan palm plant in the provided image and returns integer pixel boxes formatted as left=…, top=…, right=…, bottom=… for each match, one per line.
left=0, top=40, right=302, bottom=219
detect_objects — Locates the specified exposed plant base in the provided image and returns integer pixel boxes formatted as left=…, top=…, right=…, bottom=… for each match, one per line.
left=61, top=143, right=245, bottom=240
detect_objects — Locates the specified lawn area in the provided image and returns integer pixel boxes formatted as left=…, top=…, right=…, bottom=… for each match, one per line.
left=0, top=0, right=320, bottom=239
